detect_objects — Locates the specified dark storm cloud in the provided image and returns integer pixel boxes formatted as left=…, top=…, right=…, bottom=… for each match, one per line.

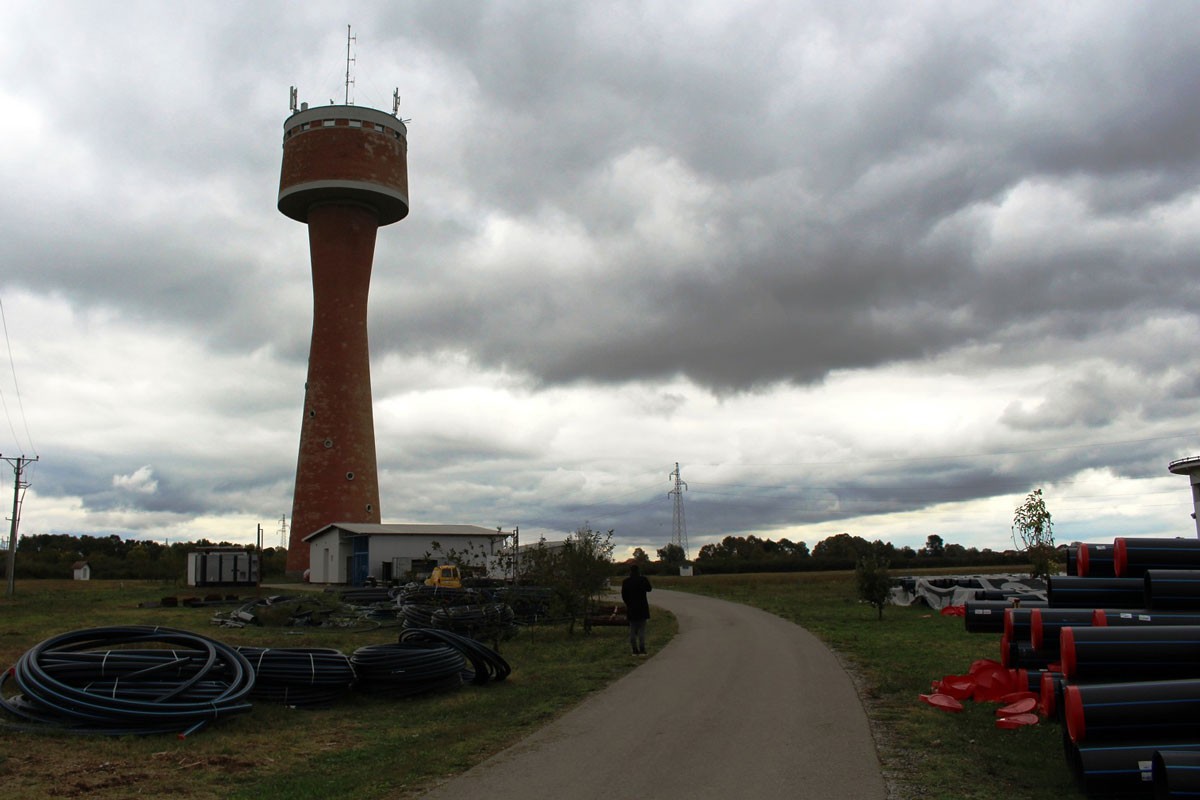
left=342, top=2, right=1200, bottom=395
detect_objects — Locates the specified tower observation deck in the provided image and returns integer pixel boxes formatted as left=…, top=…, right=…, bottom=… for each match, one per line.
left=278, top=99, right=409, bottom=576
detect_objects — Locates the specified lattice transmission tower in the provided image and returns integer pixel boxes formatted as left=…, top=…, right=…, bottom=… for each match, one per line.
left=669, top=462, right=689, bottom=561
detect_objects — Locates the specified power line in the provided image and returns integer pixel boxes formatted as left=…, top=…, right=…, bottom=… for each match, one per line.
left=0, top=294, right=36, bottom=458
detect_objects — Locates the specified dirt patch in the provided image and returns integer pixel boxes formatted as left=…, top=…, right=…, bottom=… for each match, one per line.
left=56, top=760, right=152, bottom=798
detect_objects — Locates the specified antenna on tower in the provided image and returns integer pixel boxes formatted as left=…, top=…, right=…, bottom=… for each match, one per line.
left=344, top=25, right=357, bottom=105
left=392, top=89, right=412, bottom=123
left=668, top=462, right=689, bottom=562
left=289, top=86, right=298, bottom=113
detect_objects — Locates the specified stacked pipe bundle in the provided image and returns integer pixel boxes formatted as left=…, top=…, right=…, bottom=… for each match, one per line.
left=1153, top=750, right=1200, bottom=799
left=965, top=599, right=1046, bottom=634
left=430, top=603, right=517, bottom=638
left=1074, top=543, right=1117, bottom=578
left=493, top=586, right=555, bottom=623
left=951, top=538, right=1200, bottom=796
left=1045, top=576, right=1145, bottom=608
left=236, top=646, right=356, bottom=707
left=396, top=584, right=479, bottom=629
left=1113, top=537, right=1200, bottom=578
left=1053, top=539, right=1200, bottom=796
left=0, top=626, right=255, bottom=737
left=338, top=586, right=396, bottom=605
left=1063, top=679, right=1200, bottom=797
left=395, top=584, right=518, bottom=640
left=350, top=642, right=466, bottom=696
left=1060, top=625, right=1200, bottom=682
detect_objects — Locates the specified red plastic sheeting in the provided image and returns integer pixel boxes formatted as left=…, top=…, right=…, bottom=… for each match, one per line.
left=940, top=605, right=966, bottom=617
left=996, top=713, right=1039, bottom=729
left=933, top=676, right=975, bottom=700
left=920, top=693, right=964, bottom=712
left=996, top=696, right=1038, bottom=716
left=924, top=660, right=1041, bottom=729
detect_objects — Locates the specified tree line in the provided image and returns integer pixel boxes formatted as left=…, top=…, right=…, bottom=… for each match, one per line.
left=630, top=532, right=1024, bottom=575
left=0, top=533, right=288, bottom=581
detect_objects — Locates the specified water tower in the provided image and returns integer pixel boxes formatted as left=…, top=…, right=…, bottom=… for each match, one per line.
left=1169, top=456, right=1200, bottom=539
left=278, top=88, right=409, bottom=576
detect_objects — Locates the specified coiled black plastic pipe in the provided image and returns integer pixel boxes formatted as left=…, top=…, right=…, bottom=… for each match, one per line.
left=399, top=628, right=511, bottom=685
left=0, top=625, right=254, bottom=737
left=236, top=646, right=355, bottom=706
left=349, top=642, right=465, bottom=696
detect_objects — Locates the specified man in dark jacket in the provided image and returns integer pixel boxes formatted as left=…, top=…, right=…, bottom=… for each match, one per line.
left=621, top=564, right=653, bottom=655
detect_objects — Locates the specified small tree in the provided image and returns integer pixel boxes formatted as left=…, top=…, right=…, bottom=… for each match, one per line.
left=1013, top=488, right=1056, bottom=582
left=656, top=542, right=686, bottom=567
left=856, top=552, right=893, bottom=620
left=921, top=534, right=945, bottom=557
left=522, top=525, right=615, bottom=634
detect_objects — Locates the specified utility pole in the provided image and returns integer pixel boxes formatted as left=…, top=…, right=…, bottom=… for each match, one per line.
left=669, top=462, right=689, bottom=562
left=3, top=454, right=37, bottom=597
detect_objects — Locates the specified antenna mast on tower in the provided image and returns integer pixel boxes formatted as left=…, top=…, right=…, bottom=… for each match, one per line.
left=669, top=462, right=689, bottom=561
left=344, top=25, right=356, bottom=104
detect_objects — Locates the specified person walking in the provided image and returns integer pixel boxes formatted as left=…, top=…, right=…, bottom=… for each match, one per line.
left=621, top=564, right=653, bottom=655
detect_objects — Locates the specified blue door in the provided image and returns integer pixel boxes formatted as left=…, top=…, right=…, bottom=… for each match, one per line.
left=351, top=536, right=370, bottom=586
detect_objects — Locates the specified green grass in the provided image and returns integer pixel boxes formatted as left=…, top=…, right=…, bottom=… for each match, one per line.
left=0, top=572, right=1087, bottom=799
left=0, top=580, right=676, bottom=800
left=657, top=571, right=1084, bottom=800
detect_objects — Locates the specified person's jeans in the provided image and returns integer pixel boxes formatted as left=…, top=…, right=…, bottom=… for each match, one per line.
left=629, top=619, right=647, bottom=653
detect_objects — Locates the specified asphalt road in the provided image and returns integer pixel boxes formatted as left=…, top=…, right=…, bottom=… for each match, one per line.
left=419, top=588, right=887, bottom=800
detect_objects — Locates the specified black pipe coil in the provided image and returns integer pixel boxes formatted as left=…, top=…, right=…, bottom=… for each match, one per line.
left=399, top=628, right=511, bottom=685
left=395, top=585, right=479, bottom=605
left=349, top=642, right=465, bottom=696
left=430, top=603, right=516, bottom=635
left=0, top=625, right=254, bottom=737
left=236, top=646, right=356, bottom=707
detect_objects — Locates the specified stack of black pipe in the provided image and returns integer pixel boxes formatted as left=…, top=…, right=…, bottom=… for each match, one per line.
left=236, top=646, right=356, bottom=707
left=349, top=642, right=466, bottom=696
left=1036, top=538, right=1200, bottom=797
left=957, top=537, right=1200, bottom=796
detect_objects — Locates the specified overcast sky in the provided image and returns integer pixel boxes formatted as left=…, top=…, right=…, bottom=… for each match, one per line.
left=1, top=0, right=1199, bottom=561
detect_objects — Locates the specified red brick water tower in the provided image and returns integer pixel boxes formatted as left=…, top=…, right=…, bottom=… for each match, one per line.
left=278, top=90, right=408, bottom=576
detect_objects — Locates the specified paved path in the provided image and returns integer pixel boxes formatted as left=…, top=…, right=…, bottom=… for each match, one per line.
left=419, top=589, right=887, bottom=800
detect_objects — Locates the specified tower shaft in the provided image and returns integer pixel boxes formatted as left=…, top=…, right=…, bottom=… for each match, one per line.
left=286, top=204, right=383, bottom=574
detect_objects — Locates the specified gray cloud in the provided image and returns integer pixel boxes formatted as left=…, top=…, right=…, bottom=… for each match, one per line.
left=2, top=1, right=1199, bottom=554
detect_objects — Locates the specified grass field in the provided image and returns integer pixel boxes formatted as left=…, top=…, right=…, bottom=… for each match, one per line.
left=0, top=572, right=1084, bottom=800
left=657, top=570, right=1086, bottom=800
left=0, top=580, right=676, bottom=799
